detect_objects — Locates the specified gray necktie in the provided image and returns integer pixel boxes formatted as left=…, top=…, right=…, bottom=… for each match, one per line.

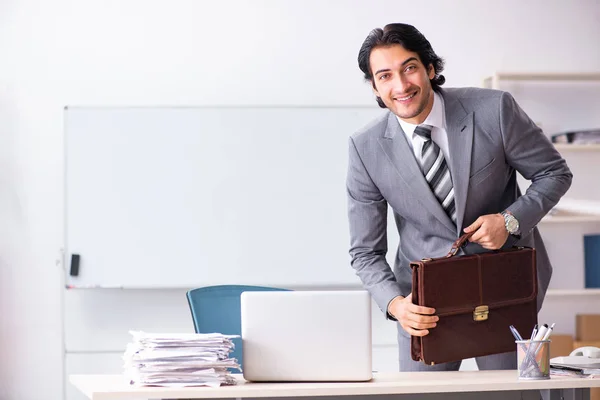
left=414, top=124, right=456, bottom=223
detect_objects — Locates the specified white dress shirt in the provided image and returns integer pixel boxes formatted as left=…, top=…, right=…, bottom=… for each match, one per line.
left=396, top=91, right=451, bottom=164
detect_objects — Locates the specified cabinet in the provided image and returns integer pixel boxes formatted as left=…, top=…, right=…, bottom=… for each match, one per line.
left=482, top=72, right=600, bottom=335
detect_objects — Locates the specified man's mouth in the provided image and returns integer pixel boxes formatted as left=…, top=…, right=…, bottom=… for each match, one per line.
left=395, top=91, right=417, bottom=102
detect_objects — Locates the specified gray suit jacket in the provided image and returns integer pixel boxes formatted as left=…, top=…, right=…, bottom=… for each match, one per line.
left=347, top=87, right=572, bottom=318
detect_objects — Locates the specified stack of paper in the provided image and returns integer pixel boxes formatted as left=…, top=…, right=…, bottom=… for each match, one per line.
left=550, top=356, right=600, bottom=378
left=123, top=331, right=241, bottom=387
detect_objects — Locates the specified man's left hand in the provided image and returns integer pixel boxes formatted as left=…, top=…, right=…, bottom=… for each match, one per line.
left=463, top=213, right=508, bottom=250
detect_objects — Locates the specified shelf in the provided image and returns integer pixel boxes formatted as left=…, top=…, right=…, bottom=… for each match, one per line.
left=546, top=289, right=600, bottom=296
left=540, top=214, right=600, bottom=224
left=482, top=72, right=600, bottom=89
left=492, top=73, right=600, bottom=82
left=554, top=144, right=600, bottom=152
left=553, top=198, right=600, bottom=216
left=540, top=205, right=600, bottom=223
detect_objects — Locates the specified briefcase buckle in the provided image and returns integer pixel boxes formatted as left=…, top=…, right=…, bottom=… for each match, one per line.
left=473, top=305, right=489, bottom=321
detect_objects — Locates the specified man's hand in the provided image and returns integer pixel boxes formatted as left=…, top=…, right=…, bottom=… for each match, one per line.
left=388, top=294, right=438, bottom=336
left=463, top=213, right=508, bottom=250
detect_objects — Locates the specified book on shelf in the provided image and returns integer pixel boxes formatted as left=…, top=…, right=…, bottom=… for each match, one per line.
left=584, top=234, right=600, bottom=289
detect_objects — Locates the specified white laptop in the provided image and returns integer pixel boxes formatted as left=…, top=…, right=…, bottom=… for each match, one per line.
left=240, top=290, right=372, bottom=382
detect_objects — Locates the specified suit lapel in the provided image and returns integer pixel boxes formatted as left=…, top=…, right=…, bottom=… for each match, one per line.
left=377, top=112, right=456, bottom=235
left=440, top=89, right=474, bottom=232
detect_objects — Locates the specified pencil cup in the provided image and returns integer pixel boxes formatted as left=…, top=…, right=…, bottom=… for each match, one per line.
left=515, top=340, right=550, bottom=380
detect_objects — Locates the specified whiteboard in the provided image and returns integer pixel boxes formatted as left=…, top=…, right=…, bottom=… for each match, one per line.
left=64, top=106, right=388, bottom=288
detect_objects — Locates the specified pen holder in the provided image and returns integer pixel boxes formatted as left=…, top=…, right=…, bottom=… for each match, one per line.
left=516, top=340, right=550, bottom=380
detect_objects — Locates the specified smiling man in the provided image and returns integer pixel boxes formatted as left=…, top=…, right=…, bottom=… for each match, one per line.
left=346, top=23, right=572, bottom=371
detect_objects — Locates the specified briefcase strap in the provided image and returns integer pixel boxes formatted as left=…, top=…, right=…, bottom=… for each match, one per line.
left=447, top=232, right=475, bottom=257
left=416, top=232, right=525, bottom=265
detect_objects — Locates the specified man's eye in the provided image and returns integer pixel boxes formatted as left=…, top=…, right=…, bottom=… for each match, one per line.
left=379, top=73, right=389, bottom=80
left=405, top=65, right=416, bottom=72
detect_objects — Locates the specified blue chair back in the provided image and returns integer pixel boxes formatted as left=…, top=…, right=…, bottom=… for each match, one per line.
left=186, top=285, right=289, bottom=370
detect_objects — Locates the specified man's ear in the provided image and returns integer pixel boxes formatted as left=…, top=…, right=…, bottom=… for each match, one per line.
left=427, top=64, right=435, bottom=80
left=371, top=80, right=380, bottom=98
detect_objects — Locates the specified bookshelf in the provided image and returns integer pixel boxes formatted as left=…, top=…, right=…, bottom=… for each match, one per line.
left=547, top=289, right=600, bottom=296
left=483, top=72, right=600, bottom=335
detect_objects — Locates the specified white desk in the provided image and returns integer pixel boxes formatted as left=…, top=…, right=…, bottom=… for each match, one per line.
left=70, top=371, right=600, bottom=400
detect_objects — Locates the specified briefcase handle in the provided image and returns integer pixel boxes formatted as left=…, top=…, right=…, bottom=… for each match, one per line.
left=446, top=232, right=475, bottom=258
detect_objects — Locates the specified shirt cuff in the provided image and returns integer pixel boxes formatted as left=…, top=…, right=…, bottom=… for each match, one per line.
left=386, top=295, right=403, bottom=321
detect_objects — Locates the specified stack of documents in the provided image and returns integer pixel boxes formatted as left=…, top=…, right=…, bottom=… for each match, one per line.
left=123, top=331, right=241, bottom=387
left=551, top=356, right=600, bottom=378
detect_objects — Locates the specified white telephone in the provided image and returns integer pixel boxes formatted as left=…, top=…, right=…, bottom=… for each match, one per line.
left=569, top=346, right=600, bottom=358
left=550, top=346, right=600, bottom=369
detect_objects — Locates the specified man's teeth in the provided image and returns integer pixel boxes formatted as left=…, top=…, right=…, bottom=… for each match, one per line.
left=397, top=92, right=416, bottom=101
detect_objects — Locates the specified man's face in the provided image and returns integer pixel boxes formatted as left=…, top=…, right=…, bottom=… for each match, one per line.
left=369, top=44, right=435, bottom=125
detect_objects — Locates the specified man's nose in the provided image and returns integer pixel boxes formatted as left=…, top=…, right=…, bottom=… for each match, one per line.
left=391, top=74, right=411, bottom=92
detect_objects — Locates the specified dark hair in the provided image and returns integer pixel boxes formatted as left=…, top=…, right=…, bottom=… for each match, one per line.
left=358, top=23, right=445, bottom=108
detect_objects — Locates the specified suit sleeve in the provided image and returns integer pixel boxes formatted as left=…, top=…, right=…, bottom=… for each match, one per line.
left=347, top=136, right=403, bottom=319
left=499, top=91, right=573, bottom=238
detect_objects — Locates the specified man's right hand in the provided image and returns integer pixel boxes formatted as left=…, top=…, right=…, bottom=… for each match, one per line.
left=388, top=294, right=438, bottom=336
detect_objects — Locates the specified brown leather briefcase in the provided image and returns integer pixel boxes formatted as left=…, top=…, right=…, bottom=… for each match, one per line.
left=410, top=233, right=538, bottom=365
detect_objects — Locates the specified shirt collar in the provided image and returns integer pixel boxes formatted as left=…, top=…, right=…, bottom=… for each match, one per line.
left=396, top=90, right=446, bottom=140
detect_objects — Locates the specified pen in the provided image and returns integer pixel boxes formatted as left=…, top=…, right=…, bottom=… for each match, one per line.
left=530, top=324, right=538, bottom=340
left=533, top=324, right=549, bottom=342
left=509, top=325, right=524, bottom=341
left=541, top=323, right=555, bottom=341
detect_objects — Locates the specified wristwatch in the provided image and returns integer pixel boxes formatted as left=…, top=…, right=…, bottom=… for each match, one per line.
left=501, top=210, right=520, bottom=236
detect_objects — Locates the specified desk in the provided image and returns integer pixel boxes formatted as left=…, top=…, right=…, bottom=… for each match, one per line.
left=70, top=371, right=600, bottom=400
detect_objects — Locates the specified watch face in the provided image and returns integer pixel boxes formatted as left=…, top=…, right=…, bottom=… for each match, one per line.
left=507, top=218, right=519, bottom=233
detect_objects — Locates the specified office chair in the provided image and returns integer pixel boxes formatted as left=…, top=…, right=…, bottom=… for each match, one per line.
left=186, top=285, right=289, bottom=370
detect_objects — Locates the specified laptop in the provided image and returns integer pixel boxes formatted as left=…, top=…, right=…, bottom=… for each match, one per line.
left=240, top=290, right=372, bottom=382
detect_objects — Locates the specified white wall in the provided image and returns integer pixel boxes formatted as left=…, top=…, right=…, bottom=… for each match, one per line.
left=1, top=0, right=600, bottom=399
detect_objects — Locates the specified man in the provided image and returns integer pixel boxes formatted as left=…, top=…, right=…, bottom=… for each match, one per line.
left=346, top=23, right=572, bottom=371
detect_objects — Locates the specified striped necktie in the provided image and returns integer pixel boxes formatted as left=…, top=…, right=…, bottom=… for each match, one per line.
left=414, top=124, right=456, bottom=224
